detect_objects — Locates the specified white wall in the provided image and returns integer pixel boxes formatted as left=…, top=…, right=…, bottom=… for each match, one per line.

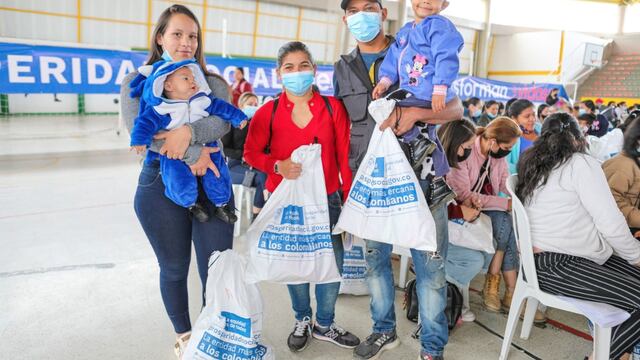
left=8, top=94, right=78, bottom=114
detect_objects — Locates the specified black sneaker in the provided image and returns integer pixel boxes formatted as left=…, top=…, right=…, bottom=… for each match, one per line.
left=189, top=203, right=210, bottom=223
left=408, top=134, right=437, bottom=170
left=212, top=203, right=238, bottom=224
left=353, top=331, right=399, bottom=359
left=312, top=323, right=360, bottom=349
left=287, top=316, right=312, bottom=352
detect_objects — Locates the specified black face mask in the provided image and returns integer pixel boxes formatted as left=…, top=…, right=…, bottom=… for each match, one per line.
left=457, top=148, right=472, bottom=162
left=490, top=147, right=512, bottom=159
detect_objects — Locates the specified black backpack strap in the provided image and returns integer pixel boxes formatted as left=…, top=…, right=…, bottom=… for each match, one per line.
left=321, top=95, right=334, bottom=120
left=264, top=97, right=280, bottom=154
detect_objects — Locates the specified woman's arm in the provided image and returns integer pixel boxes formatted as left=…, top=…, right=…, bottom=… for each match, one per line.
left=332, top=99, right=353, bottom=199
left=447, top=160, right=509, bottom=210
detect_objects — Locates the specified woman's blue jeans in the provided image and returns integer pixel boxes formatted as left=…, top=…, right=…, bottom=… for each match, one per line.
left=133, top=162, right=234, bottom=334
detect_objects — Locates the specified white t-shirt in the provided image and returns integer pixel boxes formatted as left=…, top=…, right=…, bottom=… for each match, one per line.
left=526, top=153, right=640, bottom=265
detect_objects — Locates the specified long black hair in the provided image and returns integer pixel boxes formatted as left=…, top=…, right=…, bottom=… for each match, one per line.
left=622, top=114, right=640, bottom=169
left=437, top=119, right=476, bottom=169
left=515, top=113, right=586, bottom=204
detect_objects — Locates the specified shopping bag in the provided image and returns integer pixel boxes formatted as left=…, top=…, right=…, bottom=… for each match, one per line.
left=245, top=144, right=341, bottom=285
left=333, top=98, right=437, bottom=251
left=339, top=233, right=369, bottom=295
left=183, top=250, right=274, bottom=360
left=447, top=214, right=495, bottom=254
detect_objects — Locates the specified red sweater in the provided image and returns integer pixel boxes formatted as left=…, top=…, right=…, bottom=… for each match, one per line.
left=243, top=91, right=352, bottom=198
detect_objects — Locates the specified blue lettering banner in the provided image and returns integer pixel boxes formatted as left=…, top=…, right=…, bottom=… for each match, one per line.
left=0, top=41, right=334, bottom=96
left=451, top=76, right=569, bottom=104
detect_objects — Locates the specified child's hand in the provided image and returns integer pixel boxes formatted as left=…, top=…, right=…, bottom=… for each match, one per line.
left=372, top=82, right=389, bottom=100
left=130, top=145, right=146, bottom=154
left=238, top=120, right=248, bottom=129
left=634, top=230, right=640, bottom=239
left=432, top=93, right=446, bottom=113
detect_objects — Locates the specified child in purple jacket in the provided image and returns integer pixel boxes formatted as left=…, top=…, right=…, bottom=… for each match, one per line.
left=372, top=0, right=463, bottom=170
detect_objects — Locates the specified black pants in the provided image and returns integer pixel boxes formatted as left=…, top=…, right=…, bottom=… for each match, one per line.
left=534, top=252, right=640, bottom=358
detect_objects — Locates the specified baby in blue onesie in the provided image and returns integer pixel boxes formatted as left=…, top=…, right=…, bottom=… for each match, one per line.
left=372, top=0, right=463, bottom=171
left=130, top=59, right=247, bottom=224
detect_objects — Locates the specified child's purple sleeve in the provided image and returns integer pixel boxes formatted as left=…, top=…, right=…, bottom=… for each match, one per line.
left=427, top=18, right=464, bottom=88
left=377, top=39, right=402, bottom=87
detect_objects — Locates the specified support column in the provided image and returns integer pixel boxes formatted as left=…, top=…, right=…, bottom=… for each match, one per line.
left=476, top=0, right=492, bottom=78
left=617, top=3, right=626, bottom=35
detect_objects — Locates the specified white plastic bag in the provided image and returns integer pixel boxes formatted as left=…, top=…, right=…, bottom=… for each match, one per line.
left=447, top=214, right=495, bottom=254
left=333, top=98, right=437, bottom=251
left=245, top=144, right=341, bottom=285
left=339, top=234, right=369, bottom=295
left=183, top=250, right=274, bottom=360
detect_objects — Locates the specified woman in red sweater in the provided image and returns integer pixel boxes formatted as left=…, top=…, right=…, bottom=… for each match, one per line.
left=244, top=41, right=359, bottom=353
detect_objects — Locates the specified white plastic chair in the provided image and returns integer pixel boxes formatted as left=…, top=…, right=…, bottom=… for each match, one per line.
left=500, top=175, right=629, bottom=360
left=232, top=184, right=255, bottom=237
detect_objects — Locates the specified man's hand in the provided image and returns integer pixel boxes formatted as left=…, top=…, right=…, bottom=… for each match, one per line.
left=379, top=107, right=418, bottom=136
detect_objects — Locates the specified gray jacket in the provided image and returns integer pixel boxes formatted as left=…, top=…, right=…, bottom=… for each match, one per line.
left=120, top=71, right=231, bottom=165
left=334, top=39, right=398, bottom=173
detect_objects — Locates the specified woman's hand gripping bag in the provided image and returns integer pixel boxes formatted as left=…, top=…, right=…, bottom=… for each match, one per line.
left=245, top=144, right=341, bottom=285
left=333, top=99, right=437, bottom=252
left=183, top=250, right=274, bottom=360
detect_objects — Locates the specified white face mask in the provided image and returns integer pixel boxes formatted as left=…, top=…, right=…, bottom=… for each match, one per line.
left=580, top=125, right=589, bottom=135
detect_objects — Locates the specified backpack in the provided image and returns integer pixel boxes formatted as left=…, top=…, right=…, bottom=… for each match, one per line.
left=404, top=278, right=463, bottom=332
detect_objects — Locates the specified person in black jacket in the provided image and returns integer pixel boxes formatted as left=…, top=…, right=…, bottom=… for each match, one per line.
left=221, top=92, right=266, bottom=219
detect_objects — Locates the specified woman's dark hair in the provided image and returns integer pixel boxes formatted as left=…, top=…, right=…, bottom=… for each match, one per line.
left=505, top=98, right=518, bottom=115
left=498, top=102, right=505, bottom=114
left=466, top=97, right=481, bottom=108
left=537, top=103, right=549, bottom=121
left=577, top=112, right=596, bottom=125
left=623, top=114, right=640, bottom=168
left=515, top=113, right=586, bottom=204
left=620, top=109, right=640, bottom=132
left=277, top=41, right=315, bottom=68
left=509, top=99, right=534, bottom=119
left=147, top=5, right=209, bottom=74
left=235, top=67, right=245, bottom=75
left=607, top=101, right=616, bottom=107
left=437, top=119, right=476, bottom=169
left=483, top=100, right=498, bottom=112
left=545, top=89, right=559, bottom=106
left=582, top=100, right=596, bottom=113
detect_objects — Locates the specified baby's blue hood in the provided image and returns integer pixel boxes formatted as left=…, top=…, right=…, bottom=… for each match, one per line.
left=130, top=59, right=211, bottom=107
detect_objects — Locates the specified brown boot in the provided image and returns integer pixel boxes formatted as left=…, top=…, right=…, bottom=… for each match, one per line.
left=519, top=303, right=547, bottom=324
left=483, top=273, right=502, bottom=312
left=502, top=289, right=514, bottom=312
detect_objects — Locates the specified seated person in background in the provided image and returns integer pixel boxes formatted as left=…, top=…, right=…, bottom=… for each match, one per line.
left=221, top=92, right=267, bottom=220
left=580, top=100, right=609, bottom=138
left=603, top=114, right=640, bottom=238
left=577, top=113, right=611, bottom=161
left=477, top=100, right=499, bottom=127
left=506, top=99, right=537, bottom=174
left=438, top=118, right=491, bottom=323
left=130, top=59, right=247, bottom=224
left=516, top=112, right=640, bottom=360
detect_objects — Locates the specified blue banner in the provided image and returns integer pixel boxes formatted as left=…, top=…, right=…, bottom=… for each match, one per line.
left=451, top=76, right=569, bottom=104
left=0, top=41, right=568, bottom=103
left=0, top=41, right=334, bottom=96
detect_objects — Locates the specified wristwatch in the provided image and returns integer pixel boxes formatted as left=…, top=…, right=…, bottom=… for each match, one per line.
left=274, top=161, right=280, bottom=174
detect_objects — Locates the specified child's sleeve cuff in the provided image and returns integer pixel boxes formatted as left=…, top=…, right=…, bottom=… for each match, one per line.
left=433, top=85, right=448, bottom=96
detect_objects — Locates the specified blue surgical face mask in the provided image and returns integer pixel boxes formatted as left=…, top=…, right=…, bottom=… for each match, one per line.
left=487, top=113, right=497, bottom=119
left=579, top=109, right=587, bottom=116
left=242, top=105, right=258, bottom=119
left=473, top=109, right=482, bottom=118
left=161, top=50, right=174, bottom=62
left=281, top=71, right=315, bottom=97
left=346, top=12, right=382, bottom=43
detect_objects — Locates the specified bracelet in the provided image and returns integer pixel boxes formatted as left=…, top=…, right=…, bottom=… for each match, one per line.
left=274, top=161, right=280, bottom=174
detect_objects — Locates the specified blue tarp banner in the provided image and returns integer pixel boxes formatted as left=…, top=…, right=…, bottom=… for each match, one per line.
left=451, top=76, right=569, bottom=104
left=0, top=41, right=334, bottom=96
left=0, top=41, right=568, bottom=103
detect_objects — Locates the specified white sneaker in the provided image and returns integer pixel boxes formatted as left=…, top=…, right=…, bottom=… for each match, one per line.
left=460, top=309, right=476, bottom=322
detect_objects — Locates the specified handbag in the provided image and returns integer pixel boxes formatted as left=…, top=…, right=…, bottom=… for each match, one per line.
left=404, top=278, right=463, bottom=332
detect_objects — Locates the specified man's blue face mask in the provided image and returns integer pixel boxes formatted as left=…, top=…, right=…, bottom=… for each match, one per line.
left=346, top=11, right=382, bottom=43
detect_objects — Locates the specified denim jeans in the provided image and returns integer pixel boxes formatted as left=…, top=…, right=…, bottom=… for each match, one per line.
left=228, top=159, right=267, bottom=209
left=364, top=179, right=449, bottom=357
left=133, top=161, right=234, bottom=334
left=287, top=191, right=345, bottom=327
left=483, top=210, right=519, bottom=272
left=445, top=243, right=492, bottom=287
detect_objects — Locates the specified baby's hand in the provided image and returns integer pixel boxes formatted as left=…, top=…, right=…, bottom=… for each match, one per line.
left=432, top=93, right=446, bottom=113
left=130, top=145, right=146, bottom=154
left=238, top=120, right=248, bottom=129
left=634, top=230, right=640, bottom=238
left=372, top=82, right=389, bottom=100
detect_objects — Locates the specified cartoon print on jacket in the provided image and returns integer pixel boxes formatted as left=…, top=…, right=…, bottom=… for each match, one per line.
left=406, top=54, right=429, bottom=86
